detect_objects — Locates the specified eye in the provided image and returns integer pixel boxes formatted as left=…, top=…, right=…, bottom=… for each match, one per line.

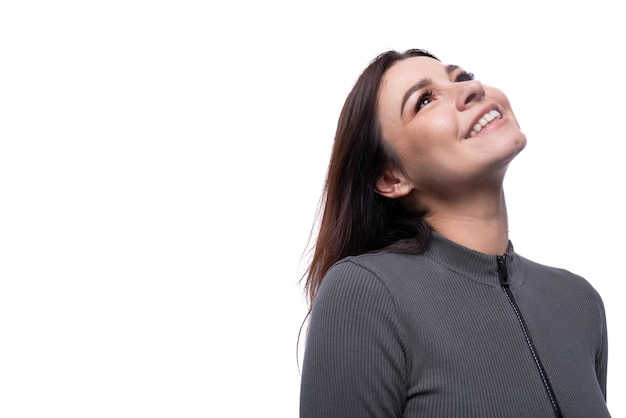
left=415, top=90, right=435, bottom=112
left=455, top=71, right=475, bottom=82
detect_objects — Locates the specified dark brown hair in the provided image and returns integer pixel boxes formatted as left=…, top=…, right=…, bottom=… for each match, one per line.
left=302, top=49, right=439, bottom=311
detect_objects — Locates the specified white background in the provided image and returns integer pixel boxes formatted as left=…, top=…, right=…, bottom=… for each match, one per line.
left=1, top=1, right=624, bottom=417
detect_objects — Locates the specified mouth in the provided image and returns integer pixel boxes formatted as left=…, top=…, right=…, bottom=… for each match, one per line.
left=467, top=109, right=502, bottom=138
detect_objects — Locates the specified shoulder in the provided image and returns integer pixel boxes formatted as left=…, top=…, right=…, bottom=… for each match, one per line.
left=334, top=251, right=435, bottom=277
left=517, top=253, right=605, bottom=307
left=308, top=254, right=412, bottom=350
left=317, top=254, right=394, bottom=301
left=320, top=252, right=428, bottom=293
left=519, top=253, right=594, bottom=287
left=314, top=251, right=439, bottom=316
left=313, top=252, right=418, bottom=309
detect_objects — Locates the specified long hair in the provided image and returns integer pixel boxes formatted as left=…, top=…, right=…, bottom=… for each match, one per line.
left=303, top=49, right=438, bottom=311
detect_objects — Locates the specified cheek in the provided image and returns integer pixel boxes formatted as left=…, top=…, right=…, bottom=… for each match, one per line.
left=411, top=114, right=458, bottom=153
left=385, top=111, right=458, bottom=171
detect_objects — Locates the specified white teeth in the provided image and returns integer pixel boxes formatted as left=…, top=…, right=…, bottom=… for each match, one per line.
left=469, top=110, right=502, bottom=137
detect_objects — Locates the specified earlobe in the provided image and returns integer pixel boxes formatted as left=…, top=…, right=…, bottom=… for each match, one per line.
left=375, top=170, right=411, bottom=199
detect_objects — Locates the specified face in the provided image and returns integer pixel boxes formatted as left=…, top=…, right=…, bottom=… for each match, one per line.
left=377, top=56, right=526, bottom=204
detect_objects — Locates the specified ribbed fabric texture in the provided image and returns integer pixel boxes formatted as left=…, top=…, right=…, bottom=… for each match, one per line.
left=300, top=233, right=610, bottom=417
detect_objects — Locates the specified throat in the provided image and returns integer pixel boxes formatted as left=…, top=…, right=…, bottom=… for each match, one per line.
left=426, top=211, right=509, bottom=255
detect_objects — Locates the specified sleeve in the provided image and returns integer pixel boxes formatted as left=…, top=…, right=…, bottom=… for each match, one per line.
left=299, top=260, right=408, bottom=418
left=594, top=292, right=608, bottom=400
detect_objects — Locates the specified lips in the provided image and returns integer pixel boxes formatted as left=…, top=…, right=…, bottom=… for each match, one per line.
left=468, top=109, right=502, bottom=138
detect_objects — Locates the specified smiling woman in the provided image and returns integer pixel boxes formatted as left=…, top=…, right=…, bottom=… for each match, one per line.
left=299, top=49, right=611, bottom=418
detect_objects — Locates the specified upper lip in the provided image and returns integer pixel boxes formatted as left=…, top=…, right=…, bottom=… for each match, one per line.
left=466, top=104, right=501, bottom=139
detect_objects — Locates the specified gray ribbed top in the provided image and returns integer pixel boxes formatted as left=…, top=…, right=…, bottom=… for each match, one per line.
left=300, top=233, right=610, bottom=417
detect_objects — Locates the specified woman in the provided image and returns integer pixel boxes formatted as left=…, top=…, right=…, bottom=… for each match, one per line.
left=299, top=49, right=610, bottom=417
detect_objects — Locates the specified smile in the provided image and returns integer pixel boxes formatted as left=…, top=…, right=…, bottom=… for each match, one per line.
left=468, top=110, right=502, bottom=138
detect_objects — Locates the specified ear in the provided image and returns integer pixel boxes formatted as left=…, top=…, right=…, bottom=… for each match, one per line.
left=374, top=169, right=412, bottom=199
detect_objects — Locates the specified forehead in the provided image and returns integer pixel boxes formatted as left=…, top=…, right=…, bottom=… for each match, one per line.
left=386, top=56, right=446, bottom=81
left=380, top=56, right=445, bottom=101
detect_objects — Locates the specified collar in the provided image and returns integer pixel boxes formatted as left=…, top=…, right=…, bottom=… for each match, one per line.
left=425, top=232, right=522, bottom=289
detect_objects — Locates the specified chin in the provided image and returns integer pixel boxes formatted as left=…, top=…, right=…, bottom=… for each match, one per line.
left=515, top=132, right=528, bottom=154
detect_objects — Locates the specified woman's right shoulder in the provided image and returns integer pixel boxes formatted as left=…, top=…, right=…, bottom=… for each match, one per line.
left=318, top=255, right=385, bottom=296
left=327, top=252, right=399, bottom=279
left=312, top=253, right=408, bottom=320
left=319, top=252, right=419, bottom=297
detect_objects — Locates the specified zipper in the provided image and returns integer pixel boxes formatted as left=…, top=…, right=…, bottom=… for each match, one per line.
left=496, top=255, right=564, bottom=418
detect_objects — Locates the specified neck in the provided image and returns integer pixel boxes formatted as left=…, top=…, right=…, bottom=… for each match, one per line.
left=424, top=190, right=510, bottom=255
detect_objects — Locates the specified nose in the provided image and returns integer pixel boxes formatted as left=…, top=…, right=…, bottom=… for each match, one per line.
left=455, top=79, right=485, bottom=110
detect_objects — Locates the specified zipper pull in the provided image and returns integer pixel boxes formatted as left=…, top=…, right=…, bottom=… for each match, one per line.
left=497, top=255, right=509, bottom=286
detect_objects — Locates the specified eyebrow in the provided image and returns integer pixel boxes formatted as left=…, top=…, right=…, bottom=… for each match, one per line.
left=400, top=64, right=460, bottom=115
